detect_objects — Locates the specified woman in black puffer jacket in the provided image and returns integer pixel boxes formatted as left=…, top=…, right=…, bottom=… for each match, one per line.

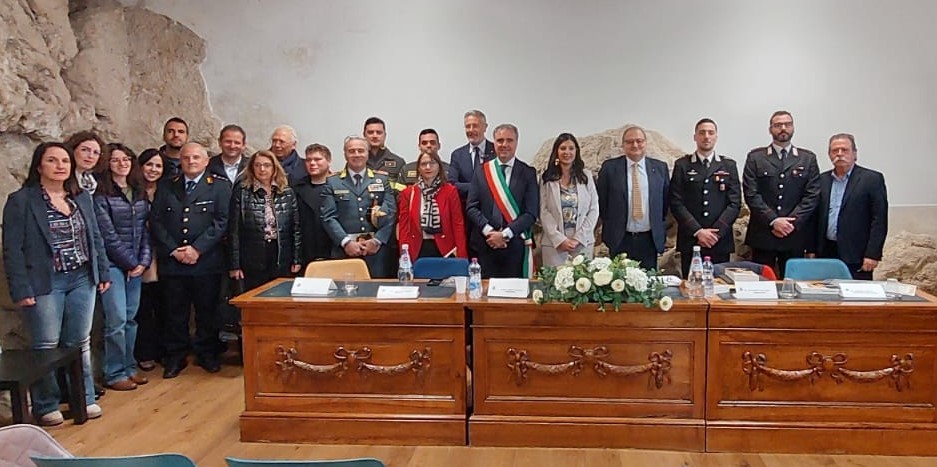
left=228, top=150, right=302, bottom=291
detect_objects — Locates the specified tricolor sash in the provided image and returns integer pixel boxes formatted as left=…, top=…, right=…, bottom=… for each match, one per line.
left=483, top=161, right=535, bottom=278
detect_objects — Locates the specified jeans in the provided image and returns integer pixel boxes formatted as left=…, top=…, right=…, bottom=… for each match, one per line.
left=24, top=266, right=97, bottom=416
left=100, top=266, right=142, bottom=384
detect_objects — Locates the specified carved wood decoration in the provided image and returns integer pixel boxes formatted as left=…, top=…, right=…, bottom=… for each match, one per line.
left=275, top=345, right=432, bottom=379
left=742, top=351, right=914, bottom=392
left=506, top=345, right=673, bottom=388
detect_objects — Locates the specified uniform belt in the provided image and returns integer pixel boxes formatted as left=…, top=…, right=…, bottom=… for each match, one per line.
left=625, top=231, right=651, bottom=236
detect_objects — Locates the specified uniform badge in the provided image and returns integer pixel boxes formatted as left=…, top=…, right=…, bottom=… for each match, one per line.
left=407, top=170, right=417, bottom=178
left=687, top=169, right=699, bottom=176
left=206, top=176, right=214, bottom=184
left=367, top=183, right=385, bottom=192
left=385, top=160, right=397, bottom=168
left=375, top=170, right=389, bottom=175
left=335, top=189, right=350, bottom=195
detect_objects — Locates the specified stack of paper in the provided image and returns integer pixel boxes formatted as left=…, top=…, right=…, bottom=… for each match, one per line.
left=795, top=281, right=840, bottom=295
left=725, top=268, right=760, bottom=283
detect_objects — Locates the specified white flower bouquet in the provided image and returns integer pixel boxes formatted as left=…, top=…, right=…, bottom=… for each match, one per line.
left=534, top=253, right=670, bottom=311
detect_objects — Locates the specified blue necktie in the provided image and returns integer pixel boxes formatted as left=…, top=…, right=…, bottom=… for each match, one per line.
left=473, top=146, right=481, bottom=169
left=185, top=180, right=196, bottom=194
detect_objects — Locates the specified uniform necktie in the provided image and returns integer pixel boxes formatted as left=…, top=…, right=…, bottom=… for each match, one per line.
left=354, top=174, right=362, bottom=187
left=780, top=148, right=788, bottom=161
left=500, top=163, right=508, bottom=178
left=185, top=180, right=196, bottom=194
left=473, top=146, right=481, bottom=168
left=631, top=162, right=643, bottom=221
left=703, top=158, right=711, bottom=169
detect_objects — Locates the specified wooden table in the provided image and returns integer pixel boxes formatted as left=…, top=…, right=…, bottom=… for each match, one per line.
left=231, top=279, right=467, bottom=445
left=0, top=348, right=87, bottom=425
left=706, top=292, right=937, bottom=455
left=468, top=297, right=709, bottom=451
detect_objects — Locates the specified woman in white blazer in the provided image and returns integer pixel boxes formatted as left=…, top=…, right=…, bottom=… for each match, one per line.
left=539, top=133, right=600, bottom=266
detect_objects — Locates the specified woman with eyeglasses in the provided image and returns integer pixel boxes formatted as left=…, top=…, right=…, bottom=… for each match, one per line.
left=93, top=144, right=151, bottom=391
left=228, top=150, right=302, bottom=291
left=2, top=142, right=111, bottom=425
left=65, top=131, right=106, bottom=194
left=398, top=150, right=467, bottom=259
left=539, top=133, right=599, bottom=266
left=133, top=149, right=165, bottom=372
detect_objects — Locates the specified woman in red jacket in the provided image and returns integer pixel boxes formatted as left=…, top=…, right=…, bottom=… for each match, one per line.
left=398, top=150, right=467, bottom=259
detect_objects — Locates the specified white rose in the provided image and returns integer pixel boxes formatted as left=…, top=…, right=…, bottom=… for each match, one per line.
left=554, top=266, right=575, bottom=291
left=624, top=267, right=649, bottom=292
left=575, top=277, right=592, bottom=293
left=572, top=254, right=585, bottom=266
left=611, top=279, right=626, bottom=292
left=588, top=257, right=612, bottom=271
left=593, top=269, right=613, bottom=286
left=659, top=296, right=673, bottom=311
left=532, top=289, right=544, bottom=304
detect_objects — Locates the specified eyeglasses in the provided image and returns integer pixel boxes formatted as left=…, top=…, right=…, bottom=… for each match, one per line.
left=418, top=161, right=438, bottom=167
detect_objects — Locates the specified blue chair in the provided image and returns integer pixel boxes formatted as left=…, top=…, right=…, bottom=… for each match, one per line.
left=225, top=458, right=385, bottom=467
left=413, top=257, right=469, bottom=279
left=783, top=258, right=853, bottom=280
left=32, top=453, right=197, bottom=467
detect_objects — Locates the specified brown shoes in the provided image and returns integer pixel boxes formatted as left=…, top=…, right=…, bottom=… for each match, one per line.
left=129, top=373, right=149, bottom=385
left=105, top=379, right=138, bottom=391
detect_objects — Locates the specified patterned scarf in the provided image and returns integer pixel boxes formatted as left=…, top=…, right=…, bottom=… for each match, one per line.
left=418, top=177, right=443, bottom=234
left=78, top=171, right=97, bottom=194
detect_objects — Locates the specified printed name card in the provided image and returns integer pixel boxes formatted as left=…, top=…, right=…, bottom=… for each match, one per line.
left=376, top=286, right=420, bottom=299
left=839, top=282, right=887, bottom=300
left=487, top=278, right=530, bottom=299
left=733, top=281, right=779, bottom=300
left=291, top=278, right=336, bottom=296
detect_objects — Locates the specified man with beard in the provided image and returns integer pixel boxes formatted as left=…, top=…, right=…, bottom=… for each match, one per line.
left=399, top=129, right=451, bottom=186
left=208, top=124, right=249, bottom=183
left=159, top=117, right=189, bottom=178
left=363, top=117, right=406, bottom=192
left=807, top=133, right=888, bottom=280
left=449, top=110, right=496, bottom=199
left=669, top=118, right=741, bottom=277
left=742, top=110, right=821, bottom=277
left=268, top=125, right=307, bottom=185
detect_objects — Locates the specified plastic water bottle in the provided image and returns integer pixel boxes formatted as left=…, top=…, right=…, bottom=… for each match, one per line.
left=702, top=256, right=715, bottom=298
left=468, top=257, right=483, bottom=299
left=398, top=244, right=413, bottom=285
left=686, top=246, right=704, bottom=298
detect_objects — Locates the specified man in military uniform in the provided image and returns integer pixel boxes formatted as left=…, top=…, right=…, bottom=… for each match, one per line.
left=363, top=116, right=406, bottom=191
left=321, top=136, right=397, bottom=278
left=399, top=129, right=451, bottom=186
left=743, top=110, right=821, bottom=278
left=150, top=142, right=232, bottom=378
left=669, top=118, right=741, bottom=277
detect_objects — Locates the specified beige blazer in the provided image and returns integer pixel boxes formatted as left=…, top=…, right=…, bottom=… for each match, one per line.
left=539, top=170, right=600, bottom=267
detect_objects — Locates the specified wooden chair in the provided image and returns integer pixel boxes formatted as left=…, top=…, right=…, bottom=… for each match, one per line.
left=226, top=458, right=385, bottom=467
left=303, top=259, right=371, bottom=281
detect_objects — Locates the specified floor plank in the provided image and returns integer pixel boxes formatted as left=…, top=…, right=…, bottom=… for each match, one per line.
left=33, top=364, right=936, bottom=467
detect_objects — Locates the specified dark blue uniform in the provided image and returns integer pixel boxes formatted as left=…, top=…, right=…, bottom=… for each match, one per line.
left=150, top=172, right=231, bottom=374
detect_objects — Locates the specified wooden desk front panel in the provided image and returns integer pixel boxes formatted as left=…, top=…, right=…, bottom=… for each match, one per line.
left=469, top=300, right=707, bottom=450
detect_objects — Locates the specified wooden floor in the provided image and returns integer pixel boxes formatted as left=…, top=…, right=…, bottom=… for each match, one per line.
left=41, top=362, right=935, bottom=467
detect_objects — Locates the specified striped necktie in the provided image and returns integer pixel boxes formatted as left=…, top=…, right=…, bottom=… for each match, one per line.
left=631, top=162, right=643, bottom=220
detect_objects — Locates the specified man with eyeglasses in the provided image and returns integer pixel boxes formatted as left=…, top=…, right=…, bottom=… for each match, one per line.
left=742, top=110, right=821, bottom=278
left=320, top=136, right=397, bottom=278
left=399, top=129, right=451, bottom=186
left=597, top=126, right=670, bottom=270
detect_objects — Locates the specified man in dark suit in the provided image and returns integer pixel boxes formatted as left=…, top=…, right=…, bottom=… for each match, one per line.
left=807, top=133, right=888, bottom=280
left=293, top=143, right=334, bottom=264
left=449, top=110, right=496, bottom=199
left=321, top=136, right=397, bottom=278
left=269, top=125, right=307, bottom=185
left=743, top=110, right=821, bottom=278
left=150, top=142, right=232, bottom=378
left=466, top=123, right=539, bottom=278
left=207, top=124, right=249, bottom=183
left=597, top=126, right=670, bottom=270
left=670, top=118, right=741, bottom=277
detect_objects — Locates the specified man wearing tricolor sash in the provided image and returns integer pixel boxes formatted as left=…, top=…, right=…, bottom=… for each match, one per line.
left=466, top=124, right=539, bottom=278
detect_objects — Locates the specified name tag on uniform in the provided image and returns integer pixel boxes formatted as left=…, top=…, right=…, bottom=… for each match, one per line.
left=687, top=169, right=699, bottom=176
left=367, top=183, right=385, bottom=192
left=334, top=189, right=350, bottom=195
left=194, top=200, right=213, bottom=205
left=384, top=160, right=397, bottom=168
left=407, top=170, right=418, bottom=178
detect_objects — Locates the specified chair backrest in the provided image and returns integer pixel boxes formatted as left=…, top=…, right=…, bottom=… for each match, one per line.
left=0, top=424, right=72, bottom=466
left=412, top=257, right=469, bottom=279
left=713, top=261, right=777, bottom=280
left=225, top=457, right=385, bottom=467
left=31, top=454, right=196, bottom=467
left=783, top=258, right=853, bottom=280
left=304, top=259, right=371, bottom=281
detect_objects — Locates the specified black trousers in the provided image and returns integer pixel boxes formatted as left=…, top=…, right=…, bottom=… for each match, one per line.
left=680, top=250, right=730, bottom=279
left=242, top=241, right=288, bottom=292
left=419, top=239, right=442, bottom=258
left=611, top=232, right=658, bottom=270
left=751, top=248, right=803, bottom=279
left=821, top=240, right=872, bottom=281
left=478, top=238, right=526, bottom=278
left=161, top=273, right=223, bottom=363
left=134, top=281, right=164, bottom=362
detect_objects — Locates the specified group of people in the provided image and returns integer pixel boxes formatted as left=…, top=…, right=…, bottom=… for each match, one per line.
left=2, top=108, right=888, bottom=426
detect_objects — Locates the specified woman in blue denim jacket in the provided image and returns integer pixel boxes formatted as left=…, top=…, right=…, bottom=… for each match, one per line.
left=93, top=144, right=152, bottom=391
left=2, top=142, right=111, bottom=425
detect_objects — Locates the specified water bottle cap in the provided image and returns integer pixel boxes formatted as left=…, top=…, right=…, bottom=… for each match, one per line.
left=471, top=257, right=478, bottom=262
left=704, top=256, right=711, bottom=261
left=693, top=246, right=701, bottom=251
left=401, top=244, right=409, bottom=250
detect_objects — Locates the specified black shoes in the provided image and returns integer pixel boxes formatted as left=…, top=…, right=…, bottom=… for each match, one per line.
left=196, top=356, right=221, bottom=373
left=162, top=359, right=188, bottom=379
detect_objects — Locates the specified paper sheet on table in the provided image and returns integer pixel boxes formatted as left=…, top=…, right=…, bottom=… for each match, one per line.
left=376, top=286, right=420, bottom=299
left=291, top=277, right=336, bottom=296
left=487, top=278, right=530, bottom=298
left=733, top=281, right=779, bottom=300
